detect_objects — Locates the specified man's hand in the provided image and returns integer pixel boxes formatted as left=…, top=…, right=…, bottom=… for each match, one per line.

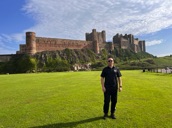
left=102, top=86, right=106, bottom=93
left=119, top=87, right=122, bottom=92
left=101, top=77, right=106, bottom=93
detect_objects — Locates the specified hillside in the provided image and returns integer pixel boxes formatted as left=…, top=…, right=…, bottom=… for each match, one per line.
left=0, top=49, right=171, bottom=73
left=153, top=56, right=172, bottom=67
left=33, top=48, right=156, bottom=71
left=34, top=49, right=172, bottom=70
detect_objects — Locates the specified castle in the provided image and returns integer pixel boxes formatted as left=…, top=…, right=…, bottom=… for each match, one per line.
left=17, top=29, right=106, bottom=55
left=113, top=33, right=145, bottom=53
left=16, top=29, right=146, bottom=55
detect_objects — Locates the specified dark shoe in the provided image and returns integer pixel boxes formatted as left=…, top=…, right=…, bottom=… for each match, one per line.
left=111, top=114, right=116, bottom=119
left=103, top=113, right=108, bottom=119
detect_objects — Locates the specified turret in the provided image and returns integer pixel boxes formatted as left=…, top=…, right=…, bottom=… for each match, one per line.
left=128, top=34, right=134, bottom=44
left=26, top=32, right=36, bottom=54
left=102, top=30, right=106, bottom=43
left=143, top=40, right=146, bottom=52
left=139, top=40, right=146, bottom=52
left=92, top=29, right=98, bottom=41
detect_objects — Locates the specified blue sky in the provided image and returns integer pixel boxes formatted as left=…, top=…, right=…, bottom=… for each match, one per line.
left=0, top=0, right=172, bottom=57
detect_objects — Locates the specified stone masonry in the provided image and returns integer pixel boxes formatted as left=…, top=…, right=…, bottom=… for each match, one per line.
left=113, top=33, right=145, bottom=53
left=16, top=29, right=146, bottom=55
left=17, top=29, right=106, bottom=55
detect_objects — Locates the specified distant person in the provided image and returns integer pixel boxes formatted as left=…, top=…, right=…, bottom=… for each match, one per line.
left=100, top=57, right=122, bottom=119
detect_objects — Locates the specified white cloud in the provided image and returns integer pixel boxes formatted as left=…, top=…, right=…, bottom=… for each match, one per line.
left=21, top=0, right=172, bottom=40
left=1, top=0, right=172, bottom=54
left=0, top=34, right=21, bottom=54
left=146, top=40, right=163, bottom=46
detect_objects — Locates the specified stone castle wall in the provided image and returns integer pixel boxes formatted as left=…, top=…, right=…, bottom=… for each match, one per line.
left=0, top=54, right=15, bottom=62
left=17, top=29, right=106, bottom=55
left=35, top=37, right=93, bottom=53
left=16, top=29, right=145, bottom=55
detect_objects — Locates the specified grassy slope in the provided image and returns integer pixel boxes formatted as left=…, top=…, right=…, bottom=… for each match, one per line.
left=153, top=56, right=172, bottom=67
left=0, top=71, right=172, bottom=128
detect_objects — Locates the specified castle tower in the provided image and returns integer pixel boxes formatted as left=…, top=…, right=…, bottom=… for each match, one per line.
left=128, top=34, right=134, bottom=44
left=26, top=32, right=36, bottom=55
left=92, top=29, right=98, bottom=41
left=93, top=40, right=99, bottom=54
left=143, top=41, right=146, bottom=52
left=92, top=29, right=99, bottom=53
left=139, top=40, right=146, bottom=52
left=102, top=30, right=106, bottom=43
left=113, top=34, right=120, bottom=50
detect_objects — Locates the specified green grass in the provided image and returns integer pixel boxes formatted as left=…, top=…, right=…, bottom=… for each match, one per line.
left=0, top=71, right=172, bottom=128
left=153, top=56, right=172, bottom=67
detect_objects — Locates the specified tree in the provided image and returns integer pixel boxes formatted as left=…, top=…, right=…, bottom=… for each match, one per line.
left=44, top=58, right=70, bottom=72
left=0, top=54, right=37, bottom=74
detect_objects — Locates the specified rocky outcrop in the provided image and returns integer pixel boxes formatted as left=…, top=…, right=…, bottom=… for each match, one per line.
left=33, top=48, right=98, bottom=71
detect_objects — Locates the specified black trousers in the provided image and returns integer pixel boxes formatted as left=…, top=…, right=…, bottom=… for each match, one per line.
left=103, top=86, right=118, bottom=114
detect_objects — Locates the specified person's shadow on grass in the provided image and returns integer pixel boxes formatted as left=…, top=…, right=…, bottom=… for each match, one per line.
left=30, top=116, right=103, bottom=128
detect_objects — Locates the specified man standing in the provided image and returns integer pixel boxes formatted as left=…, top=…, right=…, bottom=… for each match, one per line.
left=101, top=57, right=122, bottom=119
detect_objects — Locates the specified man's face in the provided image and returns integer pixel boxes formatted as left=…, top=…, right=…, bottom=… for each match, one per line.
left=107, top=58, right=114, bottom=67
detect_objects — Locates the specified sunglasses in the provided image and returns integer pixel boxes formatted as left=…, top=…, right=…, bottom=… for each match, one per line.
left=108, top=60, right=113, bottom=62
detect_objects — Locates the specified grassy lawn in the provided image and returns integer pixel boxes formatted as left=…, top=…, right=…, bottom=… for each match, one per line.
left=0, top=71, right=172, bottom=128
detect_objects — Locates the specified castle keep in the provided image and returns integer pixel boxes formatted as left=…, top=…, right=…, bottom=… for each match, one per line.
left=16, top=29, right=146, bottom=55
left=113, top=33, right=145, bottom=53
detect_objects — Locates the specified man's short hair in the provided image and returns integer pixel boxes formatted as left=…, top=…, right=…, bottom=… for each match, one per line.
left=108, top=56, right=114, bottom=59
